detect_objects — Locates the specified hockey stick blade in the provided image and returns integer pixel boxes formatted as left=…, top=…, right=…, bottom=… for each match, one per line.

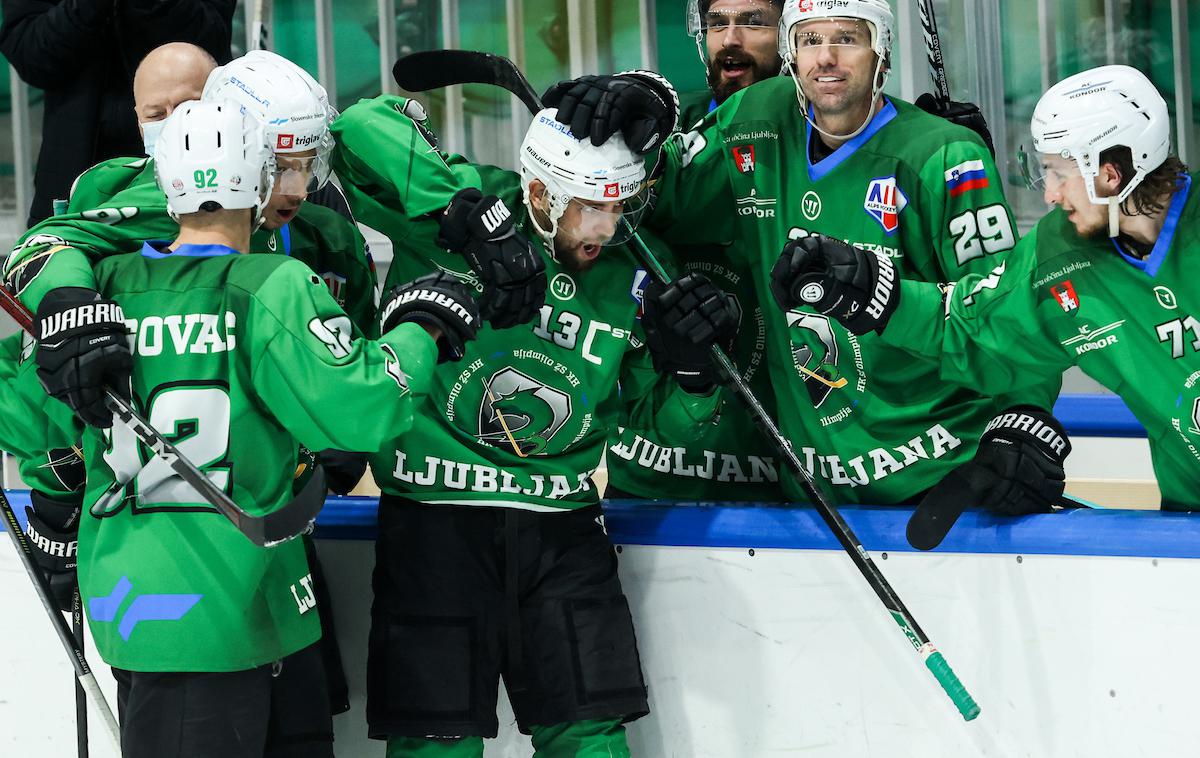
left=0, top=285, right=319, bottom=547
left=393, top=50, right=542, bottom=115
left=906, top=467, right=978, bottom=551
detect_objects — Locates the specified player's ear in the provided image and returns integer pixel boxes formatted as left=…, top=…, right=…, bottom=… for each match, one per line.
left=1097, top=160, right=1124, bottom=196
left=528, top=179, right=550, bottom=214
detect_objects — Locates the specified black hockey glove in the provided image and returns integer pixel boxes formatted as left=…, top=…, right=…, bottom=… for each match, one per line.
left=24, top=491, right=82, bottom=613
left=542, top=70, right=679, bottom=154
left=437, top=188, right=546, bottom=329
left=907, top=406, right=1071, bottom=550
left=770, top=234, right=899, bottom=336
left=380, top=271, right=481, bottom=363
left=915, top=93, right=996, bottom=158
left=34, top=286, right=132, bottom=428
left=642, top=272, right=738, bottom=393
left=317, top=449, right=368, bottom=496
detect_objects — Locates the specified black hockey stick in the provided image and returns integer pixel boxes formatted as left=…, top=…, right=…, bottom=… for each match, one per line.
left=0, top=489, right=120, bottom=751
left=393, top=50, right=981, bottom=722
left=917, top=0, right=951, bottom=105
left=0, top=286, right=326, bottom=547
left=73, top=586, right=88, bottom=758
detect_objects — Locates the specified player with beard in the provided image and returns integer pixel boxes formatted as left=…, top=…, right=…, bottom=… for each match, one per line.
left=330, top=95, right=739, bottom=758
left=779, top=65, right=1200, bottom=511
left=545, top=0, right=1067, bottom=514
left=606, top=0, right=785, bottom=502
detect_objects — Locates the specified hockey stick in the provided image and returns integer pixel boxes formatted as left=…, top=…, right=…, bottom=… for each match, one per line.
left=916, top=0, right=951, bottom=105
left=73, top=586, right=88, bottom=758
left=392, top=50, right=982, bottom=722
left=0, top=287, right=326, bottom=547
left=0, top=489, right=120, bottom=752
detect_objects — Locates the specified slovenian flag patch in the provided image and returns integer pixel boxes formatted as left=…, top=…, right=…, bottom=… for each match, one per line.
left=945, top=160, right=989, bottom=197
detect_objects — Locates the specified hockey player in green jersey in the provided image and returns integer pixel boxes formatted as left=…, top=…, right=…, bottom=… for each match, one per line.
left=28, top=100, right=479, bottom=758
left=331, top=94, right=738, bottom=757
left=783, top=65, right=1200, bottom=512
left=546, top=0, right=1066, bottom=510
left=607, top=0, right=786, bottom=502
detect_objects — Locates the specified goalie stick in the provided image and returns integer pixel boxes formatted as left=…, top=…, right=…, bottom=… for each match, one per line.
left=0, top=285, right=326, bottom=547
left=392, top=50, right=982, bottom=722
left=0, top=489, right=120, bottom=753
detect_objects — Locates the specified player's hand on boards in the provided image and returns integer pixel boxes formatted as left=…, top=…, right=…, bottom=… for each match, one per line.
left=380, top=271, right=481, bottom=364
left=437, top=188, right=547, bottom=329
left=542, top=70, right=679, bottom=154
left=24, top=491, right=82, bottom=613
left=34, top=286, right=132, bottom=428
left=915, top=93, right=996, bottom=158
left=642, top=272, right=738, bottom=393
left=769, top=234, right=899, bottom=336
left=969, top=406, right=1071, bottom=516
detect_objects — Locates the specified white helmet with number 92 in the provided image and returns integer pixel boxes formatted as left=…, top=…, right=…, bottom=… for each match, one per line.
left=154, top=100, right=275, bottom=228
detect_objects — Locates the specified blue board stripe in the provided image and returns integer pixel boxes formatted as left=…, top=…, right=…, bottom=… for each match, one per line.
left=1053, top=393, right=1144, bottom=437
left=6, top=491, right=1194, bottom=559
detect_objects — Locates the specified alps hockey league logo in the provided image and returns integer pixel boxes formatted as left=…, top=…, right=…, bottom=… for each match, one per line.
left=731, top=145, right=755, bottom=173
left=1051, top=280, right=1080, bottom=312
left=863, top=177, right=907, bottom=235
left=630, top=268, right=650, bottom=319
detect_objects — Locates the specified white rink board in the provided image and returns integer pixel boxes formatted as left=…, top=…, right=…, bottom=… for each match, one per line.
left=3, top=536, right=1197, bottom=757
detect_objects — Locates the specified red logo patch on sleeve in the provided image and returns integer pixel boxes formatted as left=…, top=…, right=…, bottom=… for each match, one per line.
left=731, top=145, right=756, bottom=173
left=1050, top=280, right=1080, bottom=312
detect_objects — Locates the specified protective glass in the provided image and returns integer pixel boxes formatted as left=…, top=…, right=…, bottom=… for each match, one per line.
left=272, top=149, right=333, bottom=195
left=790, top=20, right=875, bottom=55
left=1016, top=144, right=1081, bottom=193
left=562, top=186, right=651, bottom=247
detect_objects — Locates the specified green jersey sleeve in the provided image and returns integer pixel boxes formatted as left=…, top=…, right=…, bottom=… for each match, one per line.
left=245, top=259, right=439, bottom=453
left=647, top=105, right=739, bottom=248
left=884, top=228, right=1072, bottom=395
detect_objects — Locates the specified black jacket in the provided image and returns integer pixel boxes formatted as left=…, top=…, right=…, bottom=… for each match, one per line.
left=0, top=0, right=235, bottom=225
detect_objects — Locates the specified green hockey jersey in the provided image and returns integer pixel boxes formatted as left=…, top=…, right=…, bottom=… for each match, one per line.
left=608, top=87, right=784, bottom=502
left=6, top=155, right=378, bottom=335
left=885, top=173, right=1200, bottom=510
left=65, top=242, right=437, bottom=672
left=332, top=94, right=721, bottom=511
left=648, top=77, right=1057, bottom=504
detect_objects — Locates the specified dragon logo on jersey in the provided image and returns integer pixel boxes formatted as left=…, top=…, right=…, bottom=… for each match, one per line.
left=1050, top=280, right=1080, bottom=312
left=478, top=367, right=573, bottom=456
left=731, top=145, right=755, bottom=173
left=863, top=177, right=907, bottom=235
left=785, top=310, right=840, bottom=409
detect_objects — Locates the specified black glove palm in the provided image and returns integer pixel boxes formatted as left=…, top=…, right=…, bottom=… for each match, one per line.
left=380, top=271, right=481, bottom=363
left=542, top=71, right=678, bottom=154
left=769, top=235, right=899, bottom=335
left=438, top=188, right=547, bottom=329
left=642, top=273, right=738, bottom=393
left=34, top=286, right=132, bottom=428
left=915, top=93, right=995, bottom=158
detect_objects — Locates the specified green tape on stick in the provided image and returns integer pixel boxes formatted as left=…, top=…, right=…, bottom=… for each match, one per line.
left=923, top=647, right=981, bottom=721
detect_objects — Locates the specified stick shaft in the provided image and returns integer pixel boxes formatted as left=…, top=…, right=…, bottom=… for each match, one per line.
left=917, top=0, right=952, bottom=102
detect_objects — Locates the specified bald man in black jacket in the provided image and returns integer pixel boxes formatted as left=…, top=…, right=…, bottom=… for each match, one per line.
left=0, top=0, right=235, bottom=225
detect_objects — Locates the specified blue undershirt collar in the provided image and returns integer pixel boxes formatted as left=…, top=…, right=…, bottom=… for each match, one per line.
left=807, top=98, right=898, bottom=182
left=140, top=241, right=241, bottom=259
left=1110, top=173, right=1190, bottom=277
left=280, top=222, right=292, bottom=256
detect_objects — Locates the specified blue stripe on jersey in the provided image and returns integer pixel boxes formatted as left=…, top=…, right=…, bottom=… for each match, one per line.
left=1112, top=173, right=1191, bottom=277
left=807, top=98, right=898, bottom=182
left=140, top=241, right=241, bottom=259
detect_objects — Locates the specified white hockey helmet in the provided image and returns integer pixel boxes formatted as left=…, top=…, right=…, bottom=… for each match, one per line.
left=202, top=50, right=336, bottom=192
left=519, top=108, right=649, bottom=248
left=154, top=100, right=275, bottom=227
left=779, top=0, right=894, bottom=140
left=1026, top=65, right=1170, bottom=209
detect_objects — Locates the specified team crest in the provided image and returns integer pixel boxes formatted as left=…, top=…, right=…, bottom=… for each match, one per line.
left=863, top=177, right=907, bottom=235
left=478, top=367, right=573, bottom=456
left=1050, top=280, right=1080, bottom=312
left=320, top=271, right=347, bottom=306
left=731, top=145, right=756, bottom=173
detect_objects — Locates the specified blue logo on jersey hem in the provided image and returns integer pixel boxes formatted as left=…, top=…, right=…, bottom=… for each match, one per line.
left=89, top=576, right=203, bottom=641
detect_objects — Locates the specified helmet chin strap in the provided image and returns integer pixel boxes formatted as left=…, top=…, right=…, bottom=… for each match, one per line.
left=522, top=185, right=563, bottom=261
left=788, top=54, right=888, bottom=144
left=1108, top=197, right=1120, bottom=238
